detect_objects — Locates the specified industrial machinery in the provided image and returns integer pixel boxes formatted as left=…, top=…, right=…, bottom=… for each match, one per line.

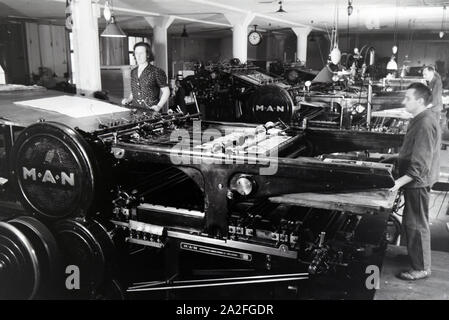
left=268, top=60, right=318, bottom=85
left=182, top=59, right=408, bottom=144
left=181, top=61, right=287, bottom=121
left=0, top=90, right=402, bottom=299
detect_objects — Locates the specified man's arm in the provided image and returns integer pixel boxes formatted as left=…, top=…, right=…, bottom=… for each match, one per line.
left=390, top=175, right=413, bottom=192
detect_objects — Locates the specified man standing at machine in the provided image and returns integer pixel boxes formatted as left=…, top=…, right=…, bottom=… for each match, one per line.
left=423, top=66, right=444, bottom=124
left=122, top=42, right=170, bottom=112
left=390, top=83, right=441, bottom=280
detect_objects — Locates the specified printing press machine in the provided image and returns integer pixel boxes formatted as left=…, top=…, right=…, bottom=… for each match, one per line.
left=0, top=88, right=404, bottom=299
left=184, top=62, right=409, bottom=145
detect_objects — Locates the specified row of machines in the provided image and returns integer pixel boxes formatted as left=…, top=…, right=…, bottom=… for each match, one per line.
left=0, top=87, right=404, bottom=299
left=181, top=58, right=409, bottom=135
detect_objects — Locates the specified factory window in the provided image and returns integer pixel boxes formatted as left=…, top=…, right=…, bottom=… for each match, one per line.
left=128, top=36, right=150, bottom=66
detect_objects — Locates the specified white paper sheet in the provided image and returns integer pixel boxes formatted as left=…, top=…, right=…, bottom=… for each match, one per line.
left=14, top=95, right=129, bottom=118
left=0, top=84, right=45, bottom=92
left=371, top=107, right=412, bottom=119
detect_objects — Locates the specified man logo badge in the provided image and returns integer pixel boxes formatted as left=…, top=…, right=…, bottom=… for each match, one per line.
left=255, top=105, right=286, bottom=113
left=22, top=167, right=75, bottom=187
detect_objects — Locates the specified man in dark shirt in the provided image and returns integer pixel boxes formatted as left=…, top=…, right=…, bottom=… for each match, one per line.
left=173, top=80, right=186, bottom=111
left=423, top=65, right=444, bottom=117
left=122, top=42, right=170, bottom=112
left=390, top=82, right=441, bottom=280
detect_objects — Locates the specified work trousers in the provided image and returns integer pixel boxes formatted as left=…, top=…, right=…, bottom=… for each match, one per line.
left=431, top=109, right=447, bottom=129
left=403, top=187, right=431, bottom=271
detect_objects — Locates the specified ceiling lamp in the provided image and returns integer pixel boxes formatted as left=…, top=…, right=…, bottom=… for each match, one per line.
left=103, top=0, right=112, bottom=22
left=276, top=1, right=287, bottom=13
left=101, top=16, right=126, bottom=37
left=101, top=0, right=125, bottom=38
left=330, top=46, right=341, bottom=65
left=347, top=0, right=353, bottom=16
left=386, top=56, right=398, bottom=70
left=329, top=3, right=340, bottom=65
left=440, top=6, right=446, bottom=38
left=181, top=25, right=189, bottom=38
left=391, top=0, right=399, bottom=56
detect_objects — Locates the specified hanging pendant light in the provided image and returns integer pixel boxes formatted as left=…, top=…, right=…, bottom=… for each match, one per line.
left=276, top=1, right=287, bottom=13
left=387, top=56, right=398, bottom=70
left=181, top=25, right=189, bottom=38
left=391, top=0, right=399, bottom=57
left=101, top=16, right=126, bottom=37
left=330, top=46, right=341, bottom=65
left=101, top=0, right=126, bottom=37
left=103, top=1, right=112, bottom=22
left=440, top=6, right=446, bottom=39
left=347, top=0, right=353, bottom=16
left=329, top=3, right=340, bottom=65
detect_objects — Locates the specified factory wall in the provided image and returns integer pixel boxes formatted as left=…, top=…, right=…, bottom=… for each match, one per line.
left=306, top=35, right=331, bottom=70
left=4, top=18, right=449, bottom=85
left=306, top=33, right=449, bottom=75
left=99, top=36, right=128, bottom=66
left=219, top=36, right=233, bottom=61
left=0, top=22, right=29, bottom=85
left=168, top=37, right=222, bottom=78
left=218, top=32, right=295, bottom=69
left=24, top=22, right=69, bottom=81
left=220, top=32, right=296, bottom=63
left=97, top=31, right=449, bottom=78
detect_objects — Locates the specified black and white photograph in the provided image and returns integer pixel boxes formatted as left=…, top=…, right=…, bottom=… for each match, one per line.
left=0, top=0, right=448, bottom=308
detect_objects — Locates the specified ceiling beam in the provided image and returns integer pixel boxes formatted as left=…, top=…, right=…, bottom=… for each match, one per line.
left=254, top=13, right=324, bottom=31
left=188, top=0, right=248, bottom=14
left=51, top=0, right=163, bottom=16
left=170, top=16, right=230, bottom=27
left=51, top=0, right=231, bottom=28
left=187, top=0, right=324, bottom=31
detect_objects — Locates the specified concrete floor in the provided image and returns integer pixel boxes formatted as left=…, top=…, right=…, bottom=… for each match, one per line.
left=429, top=148, right=449, bottom=253
left=375, top=245, right=449, bottom=300
left=375, top=148, right=449, bottom=300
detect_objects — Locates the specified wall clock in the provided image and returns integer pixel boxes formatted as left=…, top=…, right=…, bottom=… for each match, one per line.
left=248, top=25, right=262, bottom=46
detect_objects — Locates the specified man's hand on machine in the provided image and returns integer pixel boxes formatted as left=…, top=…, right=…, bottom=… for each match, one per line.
left=389, top=175, right=413, bottom=193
